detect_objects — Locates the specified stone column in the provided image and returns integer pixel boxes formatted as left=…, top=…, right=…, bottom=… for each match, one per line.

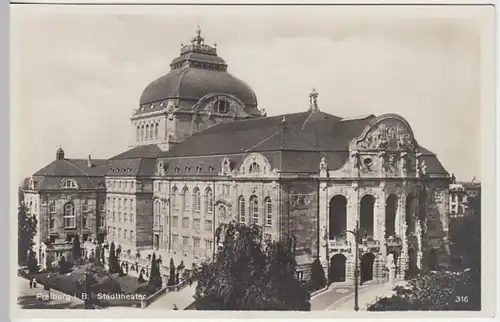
left=346, top=181, right=359, bottom=282
left=319, top=182, right=329, bottom=271
left=398, top=193, right=408, bottom=279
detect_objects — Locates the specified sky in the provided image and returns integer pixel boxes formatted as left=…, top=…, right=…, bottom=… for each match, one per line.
left=10, top=5, right=490, bottom=184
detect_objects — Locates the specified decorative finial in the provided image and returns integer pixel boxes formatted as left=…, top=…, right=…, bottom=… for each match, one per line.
left=192, top=25, right=204, bottom=45
left=281, top=115, right=287, bottom=124
left=309, top=88, right=319, bottom=112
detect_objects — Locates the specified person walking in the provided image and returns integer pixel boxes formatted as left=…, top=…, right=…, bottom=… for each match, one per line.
left=32, top=277, right=37, bottom=288
left=29, top=279, right=33, bottom=289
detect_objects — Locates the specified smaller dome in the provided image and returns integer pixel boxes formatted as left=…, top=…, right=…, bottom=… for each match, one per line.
left=56, top=147, right=65, bottom=160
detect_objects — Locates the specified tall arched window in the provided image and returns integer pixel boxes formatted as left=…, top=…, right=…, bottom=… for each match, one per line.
left=205, top=188, right=213, bottom=214
left=82, top=200, right=88, bottom=212
left=145, top=124, right=150, bottom=140
left=182, top=187, right=190, bottom=211
left=140, top=125, right=145, bottom=141
left=264, top=197, right=272, bottom=226
left=172, top=186, right=178, bottom=210
left=193, top=187, right=201, bottom=212
left=63, top=202, right=75, bottom=228
left=149, top=124, right=154, bottom=139
left=136, top=126, right=140, bottom=142
left=155, top=123, right=159, bottom=139
left=238, top=196, right=246, bottom=223
left=249, top=196, right=259, bottom=224
left=249, top=162, right=260, bottom=174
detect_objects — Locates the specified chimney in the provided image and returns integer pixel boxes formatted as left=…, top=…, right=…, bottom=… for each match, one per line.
left=88, top=154, right=93, bottom=168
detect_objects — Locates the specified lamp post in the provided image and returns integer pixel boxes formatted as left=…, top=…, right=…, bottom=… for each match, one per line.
left=345, top=220, right=365, bottom=312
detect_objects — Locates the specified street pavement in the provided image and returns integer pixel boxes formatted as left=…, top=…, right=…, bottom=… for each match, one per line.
left=311, top=282, right=388, bottom=311
left=16, top=276, right=85, bottom=309
left=146, top=282, right=197, bottom=310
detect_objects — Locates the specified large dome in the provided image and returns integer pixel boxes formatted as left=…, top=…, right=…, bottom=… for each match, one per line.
left=139, top=28, right=258, bottom=108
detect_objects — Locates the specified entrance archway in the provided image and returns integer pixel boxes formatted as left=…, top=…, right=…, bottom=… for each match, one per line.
left=329, top=254, right=347, bottom=282
left=360, top=195, right=375, bottom=236
left=385, top=194, right=398, bottom=238
left=406, top=195, right=417, bottom=236
left=329, top=195, right=347, bottom=239
left=360, top=252, right=375, bottom=283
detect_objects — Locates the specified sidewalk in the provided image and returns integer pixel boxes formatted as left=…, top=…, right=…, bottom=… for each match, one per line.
left=146, top=282, right=197, bottom=310
left=329, top=281, right=404, bottom=311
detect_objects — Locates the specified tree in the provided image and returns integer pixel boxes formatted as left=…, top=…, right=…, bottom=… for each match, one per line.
left=108, top=242, right=120, bottom=273
left=94, top=245, right=101, bottom=266
left=18, top=203, right=37, bottom=266
left=168, top=258, right=176, bottom=286
left=58, top=256, right=70, bottom=274
left=27, top=249, right=39, bottom=273
left=368, top=270, right=480, bottom=311
left=309, top=257, right=327, bottom=292
left=45, top=253, right=54, bottom=272
left=194, top=222, right=310, bottom=311
left=148, top=252, right=162, bottom=289
left=72, top=235, right=82, bottom=263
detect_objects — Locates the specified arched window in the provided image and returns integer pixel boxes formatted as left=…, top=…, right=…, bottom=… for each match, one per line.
left=136, top=126, right=140, bottom=142
left=216, top=100, right=229, bottom=113
left=155, top=123, right=159, bottom=139
left=205, top=188, right=213, bottom=214
left=218, top=205, right=227, bottom=222
left=63, top=202, right=75, bottom=228
left=265, top=197, right=272, bottom=226
left=145, top=124, right=150, bottom=140
left=182, top=187, right=190, bottom=211
left=140, top=125, right=145, bottom=141
left=61, top=179, right=78, bottom=189
left=193, top=187, right=201, bottom=212
left=172, top=186, right=178, bottom=210
left=249, top=196, right=259, bottom=224
left=149, top=124, right=154, bottom=140
left=249, top=162, right=260, bottom=174
left=238, top=196, right=246, bottom=223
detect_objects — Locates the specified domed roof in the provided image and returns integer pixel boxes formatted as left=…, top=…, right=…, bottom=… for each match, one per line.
left=139, top=27, right=258, bottom=108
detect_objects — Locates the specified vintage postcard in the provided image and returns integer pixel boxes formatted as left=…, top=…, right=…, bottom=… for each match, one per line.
left=10, top=2, right=496, bottom=319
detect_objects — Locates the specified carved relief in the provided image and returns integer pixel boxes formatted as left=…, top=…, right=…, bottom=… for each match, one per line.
left=291, top=194, right=312, bottom=208
left=192, top=93, right=250, bottom=119
left=237, top=153, right=274, bottom=178
left=356, top=120, right=416, bottom=152
left=319, top=157, right=327, bottom=171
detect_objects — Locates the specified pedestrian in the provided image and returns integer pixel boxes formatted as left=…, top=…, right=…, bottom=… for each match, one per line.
left=29, top=279, right=33, bottom=289
left=189, top=278, right=193, bottom=287
left=173, top=304, right=178, bottom=310
left=32, top=277, right=37, bottom=288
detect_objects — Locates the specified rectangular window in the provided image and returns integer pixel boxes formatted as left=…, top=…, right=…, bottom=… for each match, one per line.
left=49, top=202, right=56, bottom=213
left=193, top=237, right=200, bottom=250
left=130, top=230, right=134, bottom=241
left=99, top=201, right=105, bottom=212
left=108, top=226, right=111, bottom=235
left=130, top=213, right=133, bottom=223
left=182, top=236, right=189, bottom=246
left=112, top=211, right=116, bottom=222
left=118, top=228, right=122, bottom=238
left=297, top=271, right=304, bottom=280
left=118, top=212, right=122, bottom=223
left=205, top=220, right=213, bottom=232
left=49, top=216, right=55, bottom=229
left=193, top=218, right=201, bottom=231
left=182, top=217, right=189, bottom=228
left=205, top=239, right=213, bottom=251
left=124, top=212, right=127, bottom=223
left=82, top=215, right=88, bottom=228
left=172, top=234, right=178, bottom=247
left=172, top=216, right=179, bottom=228
left=124, top=229, right=128, bottom=240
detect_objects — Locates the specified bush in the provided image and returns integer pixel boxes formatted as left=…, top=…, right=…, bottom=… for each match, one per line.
left=309, top=258, right=327, bottom=292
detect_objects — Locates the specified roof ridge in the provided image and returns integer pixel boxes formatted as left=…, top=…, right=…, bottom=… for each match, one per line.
left=340, top=114, right=375, bottom=122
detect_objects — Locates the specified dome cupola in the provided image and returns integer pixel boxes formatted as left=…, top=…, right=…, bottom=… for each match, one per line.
left=138, top=26, right=258, bottom=109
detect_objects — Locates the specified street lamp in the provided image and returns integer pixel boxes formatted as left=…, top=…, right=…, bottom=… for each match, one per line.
left=344, top=220, right=366, bottom=312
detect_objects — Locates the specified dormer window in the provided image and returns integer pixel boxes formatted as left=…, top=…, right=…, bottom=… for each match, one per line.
left=28, top=177, right=35, bottom=190
left=174, top=167, right=180, bottom=173
left=216, top=100, right=229, bottom=113
left=61, top=179, right=78, bottom=189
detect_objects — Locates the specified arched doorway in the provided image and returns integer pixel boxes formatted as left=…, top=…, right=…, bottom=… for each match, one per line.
left=360, top=195, right=375, bottom=237
left=388, top=250, right=399, bottom=275
left=406, top=195, right=417, bottom=236
left=329, top=195, right=347, bottom=239
left=385, top=194, right=398, bottom=238
left=428, top=249, right=439, bottom=271
left=360, top=252, right=375, bottom=283
left=329, top=254, right=347, bottom=282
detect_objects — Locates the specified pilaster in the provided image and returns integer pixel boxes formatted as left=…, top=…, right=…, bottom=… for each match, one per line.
left=319, top=182, right=328, bottom=267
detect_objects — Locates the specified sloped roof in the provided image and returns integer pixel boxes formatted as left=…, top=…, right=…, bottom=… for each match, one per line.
left=33, top=159, right=109, bottom=177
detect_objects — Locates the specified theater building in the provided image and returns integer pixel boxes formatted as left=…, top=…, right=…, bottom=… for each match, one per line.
left=21, top=28, right=452, bottom=283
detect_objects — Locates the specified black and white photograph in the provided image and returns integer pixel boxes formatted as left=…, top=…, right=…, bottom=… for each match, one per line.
left=10, top=2, right=495, bottom=318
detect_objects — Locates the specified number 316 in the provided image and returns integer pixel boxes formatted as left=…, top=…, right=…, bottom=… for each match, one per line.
left=455, top=296, right=469, bottom=303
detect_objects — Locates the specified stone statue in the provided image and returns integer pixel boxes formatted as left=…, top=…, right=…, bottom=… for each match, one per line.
left=420, top=160, right=427, bottom=175
left=386, top=253, right=395, bottom=268
left=416, top=220, right=422, bottom=250
left=352, top=152, right=361, bottom=170
left=319, top=157, right=327, bottom=171
left=322, top=226, right=328, bottom=242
